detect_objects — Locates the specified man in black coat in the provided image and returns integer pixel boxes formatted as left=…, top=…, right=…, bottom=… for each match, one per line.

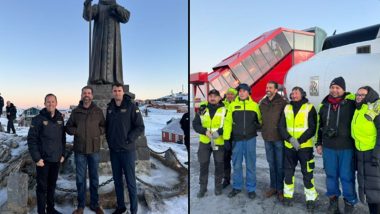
left=6, top=101, right=17, bottom=134
left=0, top=93, right=4, bottom=116
left=180, top=112, right=189, bottom=164
left=106, top=83, right=144, bottom=214
left=27, top=94, right=66, bottom=214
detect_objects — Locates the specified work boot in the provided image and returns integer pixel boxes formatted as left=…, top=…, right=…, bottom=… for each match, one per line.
left=228, top=189, right=241, bottom=198
left=112, top=207, right=126, bottom=214
left=197, top=188, right=207, bottom=198
left=248, top=191, right=256, bottom=199
left=306, top=200, right=316, bottom=213
left=265, top=188, right=277, bottom=198
left=215, top=188, right=222, bottom=196
left=222, top=179, right=230, bottom=189
left=283, top=197, right=293, bottom=207
left=327, top=196, right=340, bottom=214
left=277, top=190, right=284, bottom=202
left=47, top=208, right=62, bottom=214
left=343, top=199, right=355, bottom=214
left=72, top=208, right=84, bottom=214
left=90, top=207, right=104, bottom=214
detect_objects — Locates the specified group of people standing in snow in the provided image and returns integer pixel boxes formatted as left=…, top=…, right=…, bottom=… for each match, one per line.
left=193, top=77, right=380, bottom=214
left=27, top=83, right=144, bottom=214
left=0, top=93, right=17, bottom=134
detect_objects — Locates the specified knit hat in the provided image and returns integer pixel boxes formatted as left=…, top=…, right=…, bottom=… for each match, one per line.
left=226, top=88, right=237, bottom=95
left=208, top=89, right=221, bottom=97
left=330, top=77, right=346, bottom=91
left=237, top=83, right=251, bottom=94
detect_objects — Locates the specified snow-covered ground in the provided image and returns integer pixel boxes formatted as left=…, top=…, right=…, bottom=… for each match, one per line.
left=189, top=114, right=369, bottom=214
left=0, top=107, right=188, bottom=214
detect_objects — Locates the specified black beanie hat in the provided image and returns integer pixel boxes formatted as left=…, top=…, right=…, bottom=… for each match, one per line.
left=237, top=83, right=251, bottom=94
left=330, top=76, right=346, bottom=91
left=208, top=89, right=221, bottom=97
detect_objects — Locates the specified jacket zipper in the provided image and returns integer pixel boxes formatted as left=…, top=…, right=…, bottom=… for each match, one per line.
left=243, top=100, right=246, bottom=138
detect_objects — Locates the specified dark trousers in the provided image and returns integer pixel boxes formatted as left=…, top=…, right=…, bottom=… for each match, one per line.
left=368, top=203, right=380, bottom=214
left=223, top=140, right=232, bottom=182
left=264, top=141, right=284, bottom=191
left=184, top=134, right=190, bottom=152
left=110, top=150, right=137, bottom=214
left=74, top=152, right=100, bottom=209
left=36, top=162, right=60, bottom=214
left=7, top=118, right=15, bottom=133
left=197, top=142, right=224, bottom=191
left=284, top=148, right=314, bottom=188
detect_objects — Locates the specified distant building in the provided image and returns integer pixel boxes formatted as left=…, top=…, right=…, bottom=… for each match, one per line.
left=19, top=107, right=40, bottom=127
left=161, top=118, right=184, bottom=143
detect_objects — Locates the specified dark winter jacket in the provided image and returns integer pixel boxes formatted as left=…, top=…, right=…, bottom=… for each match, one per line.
left=65, top=101, right=105, bottom=154
left=259, top=93, right=288, bottom=141
left=279, top=98, right=317, bottom=144
left=316, top=92, right=356, bottom=150
left=27, top=108, right=66, bottom=163
left=106, top=94, right=145, bottom=151
left=6, top=103, right=17, bottom=120
left=192, top=102, right=225, bottom=136
left=0, top=96, right=4, bottom=108
left=355, top=87, right=380, bottom=203
left=180, top=112, right=189, bottom=137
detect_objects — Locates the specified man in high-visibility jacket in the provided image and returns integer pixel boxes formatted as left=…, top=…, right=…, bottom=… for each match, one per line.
left=352, top=86, right=380, bottom=214
left=279, top=87, right=318, bottom=212
left=223, top=83, right=262, bottom=199
left=222, top=87, right=237, bottom=188
left=192, top=89, right=226, bottom=198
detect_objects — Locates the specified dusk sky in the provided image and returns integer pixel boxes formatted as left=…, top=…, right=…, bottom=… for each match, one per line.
left=0, top=0, right=188, bottom=109
left=191, top=0, right=380, bottom=73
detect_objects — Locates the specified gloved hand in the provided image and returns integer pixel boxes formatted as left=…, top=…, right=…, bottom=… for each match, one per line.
left=365, top=100, right=380, bottom=121
left=289, top=137, right=300, bottom=151
left=211, top=131, right=219, bottom=139
left=205, top=130, right=213, bottom=139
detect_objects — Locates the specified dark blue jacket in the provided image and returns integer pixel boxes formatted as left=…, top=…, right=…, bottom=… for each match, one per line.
left=27, top=108, right=66, bottom=162
left=106, top=94, right=144, bottom=151
left=6, top=103, right=17, bottom=120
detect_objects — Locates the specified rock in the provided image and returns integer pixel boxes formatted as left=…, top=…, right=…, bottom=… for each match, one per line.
left=10, top=142, right=18, bottom=149
left=136, top=160, right=150, bottom=175
left=164, top=149, right=178, bottom=168
left=99, top=148, right=110, bottom=163
left=143, top=189, right=164, bottom=211
left=0, top=145, right=11, bottom=162
left=99, top=162, right=113, bottom=174
left=136, top=147, right=150, bottom=161
left=5, top=172, right=28, bottom=214
left=0, top=124, right=4, bottom=132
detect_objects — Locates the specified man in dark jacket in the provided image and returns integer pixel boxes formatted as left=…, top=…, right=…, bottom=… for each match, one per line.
left=259, top=81, right=287, bottom=201
left=316, top=77, right=358, bottom=213
left=0, top=93, right=4, bottom=116
left=180, top=112, right=189, bottom=165
left=27, top=94, right=66, bottom=214
left=106, top=83, right=144, bottom=214
left=6, top=101, right=17, bottom=134
left=66, top=86, right=105, bottom=214
left=352, top=86, right=380, bottom=214
left=279, top=87, right=318, bottom=212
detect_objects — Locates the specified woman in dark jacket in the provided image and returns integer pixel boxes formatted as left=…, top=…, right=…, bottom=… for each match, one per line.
left=351, top=86, right=380, bottom=214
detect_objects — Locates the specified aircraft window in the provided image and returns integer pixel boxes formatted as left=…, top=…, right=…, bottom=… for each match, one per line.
left=231, top=62, right=255, bottom=86
left=294, top=33, right=314, bottom=51
left=284, top=31, right=294, bottom=49
left=269, top=33, right=292, bottom=59
left=210, top=76, right=230, bottom=97
left=251, top=49, right=270, bottom=73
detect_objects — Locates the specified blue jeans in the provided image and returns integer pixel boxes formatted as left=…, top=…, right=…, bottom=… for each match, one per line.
left=323, top=147, right=358, bottom=205
left=232, top=137, right=256, bottom=192
left=264, top=141, right=284, bottom=191
left=74, top=152, right=100, bottom=209
left=110, top=150, right=137, bottom=214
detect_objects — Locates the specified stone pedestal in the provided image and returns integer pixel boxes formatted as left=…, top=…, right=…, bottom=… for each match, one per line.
left=89, top=84, right=150, bottom=173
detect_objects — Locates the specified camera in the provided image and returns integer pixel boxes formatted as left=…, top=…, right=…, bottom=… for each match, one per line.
left=324, top=127, right=338, bottom=138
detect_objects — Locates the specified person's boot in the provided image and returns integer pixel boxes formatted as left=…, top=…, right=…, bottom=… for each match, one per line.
left=72, top=208, right=84, bottom=214
left=283, top=197, right=293, bottom=207
left=227, top=189, right=241, bottom=198
left=265, top=188, right=277, bottom=198
left=197, top=187, right=207, bottom=198
left=222, top=179, right=230, bottom=189
left=327, top=196, right=340, bottom=214
left=343, top=199, right=355, bottom=214
left=248, top=191, right=256, bottom=199
left=215, top=187, right=222, bottom=196
left=277, top=190, right=284, bottom=202
left=306, top=200, right=316, bottom=213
